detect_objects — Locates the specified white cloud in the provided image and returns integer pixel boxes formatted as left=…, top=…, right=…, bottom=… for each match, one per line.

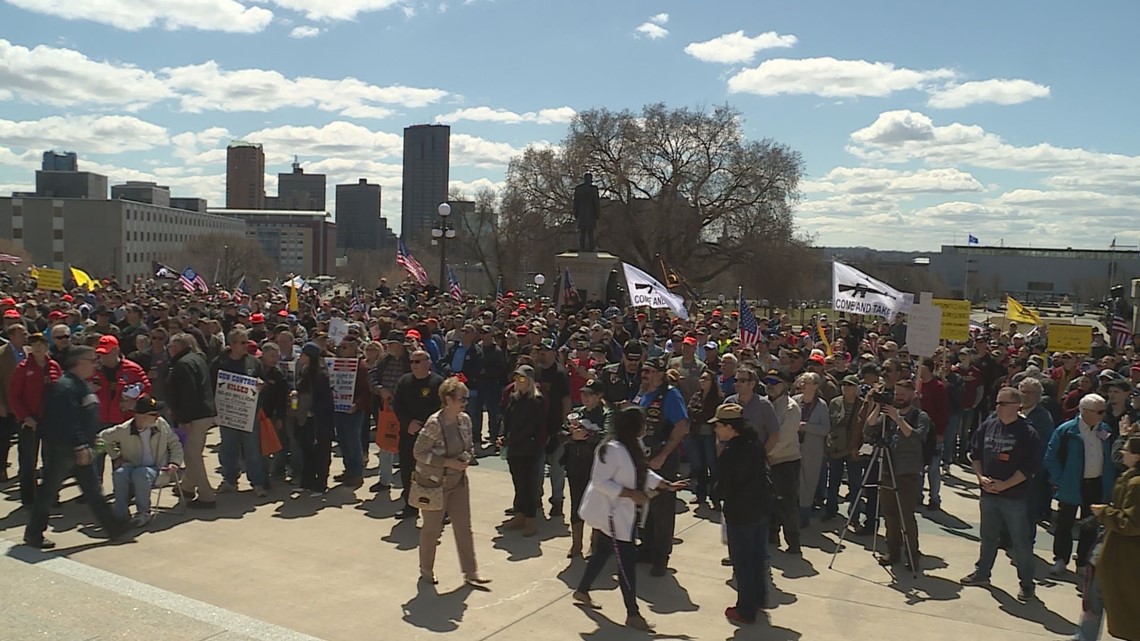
left=435, top=106, right=575, bottom=125
left=683, top=30, right=798, bottom=64
left=634, top=14, right=668, bottom=40
left=450, top=178, right=505, bottom=196
left=451, top=134, right=522, bottom=168
left=162, top=61, right=447, bottom=117
left=0, top=115, right=168, bottom=154
left=264, top=0, right=403, bottom=21
left=803, top=167, right=984, bottom=195
left=289, top=25, right=322, bottom=38
left=0, top=39, right=172, bottom=109
left=242, top=121, right=403, bottom=158
left=927, top=78, right=1050, bottom=109
left=728, top=57, right=956, bottom=98
left=170, top=127, right=231, bottom=164
left=3, top=0, right=273, bottom=32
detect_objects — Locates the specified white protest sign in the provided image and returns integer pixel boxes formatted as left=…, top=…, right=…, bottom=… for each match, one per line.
left=905, top=292, right=942, bottom=357
left=622, top=262, right=689, bottom=320
left=328, top=318, right=349, bottom=346
left=324, top=357, right=359, bottom=413
left=215, top=370, right=260, bottom=432
left=832, top=261, right=911, bottom=320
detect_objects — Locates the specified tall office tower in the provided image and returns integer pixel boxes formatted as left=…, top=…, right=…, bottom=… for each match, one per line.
left=226, top=141, right=265, bottom=209
left=335, top=178, right=383, bottom=251
left=400, top=124, right=449, bottom=243
left=42, top=150, right=78, bottom=171
left=277, top=158, right=326, bottom=210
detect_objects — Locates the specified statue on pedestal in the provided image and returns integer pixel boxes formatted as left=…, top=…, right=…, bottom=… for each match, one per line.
left=572, top=172, right=601, bottom=252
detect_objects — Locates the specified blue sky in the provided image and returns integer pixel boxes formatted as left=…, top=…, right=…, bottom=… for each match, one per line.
left=1, top=0, right=1138, bottom=251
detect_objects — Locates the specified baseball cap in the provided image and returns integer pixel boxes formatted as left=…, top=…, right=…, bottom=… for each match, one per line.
left=95, top=335, right=119, bottom=354
left=539, top=338, right=556, bottom=350
left=514, top=364, right=535, bottom=380
left=842, top=374, right=861, bottom=386
left=581, top=379, right=604, bottom=395
left=682, top=336, right=698, bottom=346
left=764, top=368, right=793, bottom=384
left=2, top=309, right=19, bottom=319
left=135, top=395, right=162, bottom=415
left=623, top=340, right=644, bottom=356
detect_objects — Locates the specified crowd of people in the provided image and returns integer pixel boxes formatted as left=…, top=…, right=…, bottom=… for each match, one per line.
left=1, top=271, right=1139, bottom=638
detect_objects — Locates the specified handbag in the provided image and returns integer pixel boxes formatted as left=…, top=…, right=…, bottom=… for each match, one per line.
left=258, top=409, right=282, bottom=457
left=409, top=473, right=444, bottom=511
left=375, top=399, right=400, bottom=454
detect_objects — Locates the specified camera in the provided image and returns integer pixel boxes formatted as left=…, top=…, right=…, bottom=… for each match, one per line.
left=872, top=389, right=894, bottom=405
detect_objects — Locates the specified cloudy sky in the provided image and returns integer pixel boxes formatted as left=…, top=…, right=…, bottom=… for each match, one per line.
left=1, top=1, right=1138, bottom=251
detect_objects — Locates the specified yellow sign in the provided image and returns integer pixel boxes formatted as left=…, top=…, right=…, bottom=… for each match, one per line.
left=932, top=298, right=970, bottom=341
left=35, top=268, right=65, bottom=291
left=1047, top=324, right=1093, bottom=353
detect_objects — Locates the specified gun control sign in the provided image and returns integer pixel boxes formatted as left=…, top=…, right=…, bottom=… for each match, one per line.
left=622, top=262, right=689, bottom=320
left=832, top=262, right=912, bottom=320
left=215, top=370, right=260, bottom=433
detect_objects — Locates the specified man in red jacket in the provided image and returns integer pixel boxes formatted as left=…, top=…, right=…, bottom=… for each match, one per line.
left=90, top=335, right=150, bottom=489
left=8, top=333, right=62, bottom=506
left=918, top=356, right=950, bottom=511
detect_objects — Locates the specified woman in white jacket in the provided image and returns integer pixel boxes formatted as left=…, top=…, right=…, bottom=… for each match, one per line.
left=572, top=406, right=684, bottom=631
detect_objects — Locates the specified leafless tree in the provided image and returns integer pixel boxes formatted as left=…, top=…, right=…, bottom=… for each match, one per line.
left=176, top=234, right=275, bottom=290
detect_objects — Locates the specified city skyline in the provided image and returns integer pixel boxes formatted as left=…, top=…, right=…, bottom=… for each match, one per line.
left=1, top=1, right=1138, bottom=251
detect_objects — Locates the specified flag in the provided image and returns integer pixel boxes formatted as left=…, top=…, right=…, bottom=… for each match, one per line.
left=153, top=261, right=178, bottom=279
left=495, top=276, right=506, bottom=307
left=70, top=266, right=97, bottom=291
left=562, top=267, right=578, bottom=305
left=657, top=253, right=700, bottom=302
left=1112, top=314, right=1132, bottom=348
left=817, top=319, right=833, bottom=357
left=179, top=267, right=202, bottom=292
left=622, top=262, right=689, bottom=319
left=193, top=273, right=208, bottom=293
left=350, top=286, right=365, bottom=314
left=0, top=252, right=22, bottom=265
left=447, top=266, right=463, bottom=301
left=234, top=275, right=249, bottom=295
left=832, top=262, right=912, bottom=320
left=288, top=284, right=299, bottom=312
left=396, top=237, right=429, bottom=286
left=738, top=288, right=759, bottom=347
left=968, top=234, right=979, bottom=245
left=1110, top=236, right=1117, bottom=249
left=1005, top=295, right=1041, bottom=326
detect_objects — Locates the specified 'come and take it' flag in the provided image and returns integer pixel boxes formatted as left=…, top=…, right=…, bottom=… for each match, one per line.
left=1005, top=295, right=1041, bottom=325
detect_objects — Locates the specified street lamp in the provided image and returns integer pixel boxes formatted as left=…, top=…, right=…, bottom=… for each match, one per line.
left=431, top=202, right=456, bottom=288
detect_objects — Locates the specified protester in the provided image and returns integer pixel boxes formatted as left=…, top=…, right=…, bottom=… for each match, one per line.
left=333, top=336, right=372, bottom=488
left=1091, top=436, right=1140, bottom=641
left=166, top=332, right=217, bottom=509
left=294, top=342, right=335, bottom=496
left=685, top=369, right=723, bottom=510
left=212, top=328, right=266, bottom=496
left=793, top=372, right=829, bottom=528
left=824, top=375, right=864, bottom=521
left=7, top=332, right=61, bottom=506
left=764, top=368, right=802, bottom=554
left=565, top=378, right=606, bottom=557
left=393, top=349, right=443, bottom=519
left=98, top=395, right=184, bottom=526
left=499, top=364, right=546, bottom=537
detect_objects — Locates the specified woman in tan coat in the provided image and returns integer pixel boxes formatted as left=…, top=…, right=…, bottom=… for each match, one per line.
left=1092, top=436, right=1140, bottom=641
left=413, top=376, right=490, bottom=587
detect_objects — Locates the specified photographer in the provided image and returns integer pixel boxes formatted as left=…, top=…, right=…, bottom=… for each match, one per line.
left=864, top=378, right=931, bottom=569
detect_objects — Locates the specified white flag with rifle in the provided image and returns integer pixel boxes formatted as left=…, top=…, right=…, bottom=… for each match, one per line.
left=832, top=261, right=913, bottom=320
left=622, top=262, right=689, bottom=320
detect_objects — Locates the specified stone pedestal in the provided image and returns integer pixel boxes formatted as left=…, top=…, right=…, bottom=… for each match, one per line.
left=555, top=251, right=621, bottom=304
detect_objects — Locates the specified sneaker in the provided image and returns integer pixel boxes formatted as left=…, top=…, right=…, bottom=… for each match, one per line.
left=1048, top=560, right=1066, bottom=577
left=926, top=500, right=941, bottom=512
left=253, top=486, right=267, bottom=497
left=216, top=481, right=237, bottom=494
left=724, top=606, right=755, bottom=625
left=369, top=481, right=391, bottom=492
left=129, top=513, right=152, bottom=527
left=960, top=572, right=990, bottom=586
left=624, top=615, right=655, bottom=631
left=1016, top=586, right=1035, bottom=602
left=549, top=502, right=564, bottom=518
left=23, top=537, right=56, bottom=549
left=721, top=556, right=733, bottom=566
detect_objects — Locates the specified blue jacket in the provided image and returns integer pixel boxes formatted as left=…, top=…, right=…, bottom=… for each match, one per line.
left=1044, top=418, right=1117, bottom=506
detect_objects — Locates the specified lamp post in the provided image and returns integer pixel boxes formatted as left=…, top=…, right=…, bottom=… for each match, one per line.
left=534, top=273, right=546, bottom=298
left=431, top=203, right=456, bottom=288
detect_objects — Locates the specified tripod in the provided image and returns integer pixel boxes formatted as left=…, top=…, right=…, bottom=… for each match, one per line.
left=828, top=434, right=917, bottom=579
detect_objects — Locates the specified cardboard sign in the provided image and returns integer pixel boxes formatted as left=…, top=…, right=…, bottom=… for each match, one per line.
left=328, top=318, right=349, bottom=346
left=1047, top=324, right=1093, bottom=354
left=215, top=370, right=260, bottom=432
left=35, top=268, right=65, bottom=292
left=932, top=298, right=971, bottom=341
left=324, top=357, right=359, bottom=413
left=905, top=293, right=942, bottom=357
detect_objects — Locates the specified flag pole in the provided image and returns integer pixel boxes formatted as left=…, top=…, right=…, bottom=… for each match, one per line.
left=963, top=233, right=970, bottom=302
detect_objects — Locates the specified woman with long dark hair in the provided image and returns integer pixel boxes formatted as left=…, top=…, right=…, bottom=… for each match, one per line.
left=498, top=365, right=546, bottom=537
left=573, top=406, right=685, bottom=631
left=686, top=370, right=723, bottom=509
left=294, top=342, right=335, bottom=497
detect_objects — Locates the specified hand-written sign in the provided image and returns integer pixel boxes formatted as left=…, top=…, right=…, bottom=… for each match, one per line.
left=215, top=370, right=260, bottom=432
left=932, top=299, right=971, bottom=341
left=325, top=357, right=359, bottom=413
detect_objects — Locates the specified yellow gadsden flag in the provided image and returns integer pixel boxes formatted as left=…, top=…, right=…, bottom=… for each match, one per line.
left=1005, top=295, right=1041, bottom=326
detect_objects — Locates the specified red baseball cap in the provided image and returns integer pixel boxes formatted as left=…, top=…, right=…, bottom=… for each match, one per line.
left=48, top=310, right=65, bottom=320
left=61, top=294, right=73, bottom=302
left=95, top=335, right=119, bottom=354
left=809, top=354, right=826, bottom=366
left=2, top=309, right=19, bottom=319
left=0, top=297, right=15, bottom=307
left=246, top=340, right=261, bottom=357
left=682, top=336, right=698, bottom=346
left=405, top=329, right=422, bottom=341
left=250, top=312, right=265, bottom=324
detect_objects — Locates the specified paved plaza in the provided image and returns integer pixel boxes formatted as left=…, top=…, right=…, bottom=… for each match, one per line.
left=1, top=435, right=1085, bottom=641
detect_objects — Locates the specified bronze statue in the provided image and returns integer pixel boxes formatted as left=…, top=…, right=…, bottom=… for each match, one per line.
left=571, top=172, right=601, bottom=252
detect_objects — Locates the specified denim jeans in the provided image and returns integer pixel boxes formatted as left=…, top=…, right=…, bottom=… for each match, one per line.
left=481, top=384, right=503, bottom=442
left=334, top=412, right=365, bottom=478
left=683, top=433, right=718, bottom=502
left=919, top=452, right=942, bottom=504
left=377, top=450, right=395, bottom=486
left=726, top=520, right=771, bottom=621
left=1075, top=561, right=1104, bottom=641
left=219, top=426, right=265, bottom=488
left=111, top=464, right=158, bottom=519
left=975, top=494, right=1035, bottom=590
left=535, top=442, right=566, bottom=505
left=824, top=457, right=864, bottom=518
left=943, top=410, right=961, bottom=464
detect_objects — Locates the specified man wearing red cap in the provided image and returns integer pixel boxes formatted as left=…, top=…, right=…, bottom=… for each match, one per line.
left=249, top=312, right=267, bottom=343
left=668, top=336, right=708, bottom=402
left=90, top=334, right=151, bottom=488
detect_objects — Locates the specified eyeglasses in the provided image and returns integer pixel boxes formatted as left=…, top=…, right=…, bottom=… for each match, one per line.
left=735, top=377, right=754, bottom=383
left=763, top=378, right=782, bottom=385
left=995, top=400, right=1020, bottom=406
left=52, top=335, right=70, bottom=340
left=1088, top=408, right=1107, bottom=415
left=410, top=358, right=429, bottom=364
left=457, top=396, right=470, bottom=403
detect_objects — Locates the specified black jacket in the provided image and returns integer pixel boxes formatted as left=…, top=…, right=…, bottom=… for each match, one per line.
left=716, top=434, right=771, bottom=526
left=441, top=341, right=482, bottom=378
left=502, top=392, right=548, bottom=457
left=478, top=343, right=508, bottom=387
left=563, top=404, right=606, bottom=478
left=40, top=371, right=99, bottom=447
left=166, top=350, right=216, bottom=424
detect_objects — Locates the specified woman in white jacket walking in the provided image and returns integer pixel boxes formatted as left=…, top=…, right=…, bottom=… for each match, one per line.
left=572, top=406, right=684, bottom=631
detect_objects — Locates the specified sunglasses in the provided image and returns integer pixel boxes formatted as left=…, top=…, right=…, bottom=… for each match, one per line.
left=410, top=358, right=429, bottom=364
left=763, top=378, right=783, bottom=385
left=53, top=335, right=70, bottom=340
left=995, top=400, right=1020, bottom=406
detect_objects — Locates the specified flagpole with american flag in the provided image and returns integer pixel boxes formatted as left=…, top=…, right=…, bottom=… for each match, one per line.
left=495, top=275, right=506, bottom=308
left=562, top=267, right=577, bottom=307
left=397, top=237, right=429, bottom=286
left=349, top=284, right=365, bottom=315
left=447, top=266, right=463, bottom=301
left=738, top=287, right=760, bottom=347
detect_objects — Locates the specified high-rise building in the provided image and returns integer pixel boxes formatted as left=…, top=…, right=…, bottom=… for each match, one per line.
left=335, top=178, right=384, bottom=251
left=226, top=141, right=265, bottom=209
left=276, top=158, right=326, bottom=210
left=401, top=124, right=450, bottom=243
left=42, top=151, right=78, bottom=171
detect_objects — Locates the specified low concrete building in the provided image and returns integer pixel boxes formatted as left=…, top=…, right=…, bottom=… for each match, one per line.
left=209, top=208, right=336, bottom=276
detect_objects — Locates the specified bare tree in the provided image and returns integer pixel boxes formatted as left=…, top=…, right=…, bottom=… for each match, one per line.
left=176, top=234, right=275, bottom=290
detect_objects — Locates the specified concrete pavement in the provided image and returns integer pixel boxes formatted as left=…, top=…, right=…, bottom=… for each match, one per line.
left=1, top=434, right=1087, bottom=640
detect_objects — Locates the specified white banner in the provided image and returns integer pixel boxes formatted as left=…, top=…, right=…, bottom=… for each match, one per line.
left=215, top=370, right=260, bottom=433
left=622, top=262, right=689, bottom=320
left=324, top=357, right=360, bottom=413
left=832, top=261, right=912, bottom=320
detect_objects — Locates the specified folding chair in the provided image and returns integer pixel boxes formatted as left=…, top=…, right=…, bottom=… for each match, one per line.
left=150, top=467, right=187, bottom=516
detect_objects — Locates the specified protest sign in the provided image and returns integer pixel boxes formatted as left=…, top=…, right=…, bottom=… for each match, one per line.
left=215, top=370, right=260, bottom=432
left=932, top=298, right=971, bottom=341
left=324, top=357, right=359, bottom=413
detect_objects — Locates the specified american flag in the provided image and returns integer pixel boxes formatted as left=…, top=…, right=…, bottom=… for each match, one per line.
left=447, top=266, right=463, bottom=301
left=495, top=276, right=506, bottom=307
left=1113, top=314, right=1132, bottom=348
left=396, top=237, right=429, bottom=286
left=563, top=267, right=577, bottom=305
left=349, top=286, right=365, bottom=314
left=0, top=252, right=22, bottom=265
left=179, top=267, right=208, bottom=293
left=738, top=287, right=760, bottom=347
